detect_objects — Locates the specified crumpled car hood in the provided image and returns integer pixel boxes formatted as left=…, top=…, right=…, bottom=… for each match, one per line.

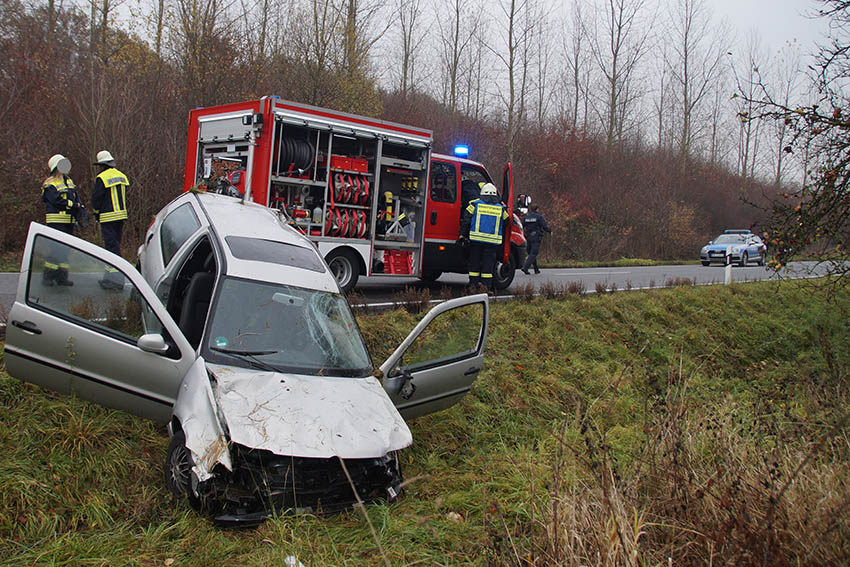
left=207, top=364, right=412, bottom=459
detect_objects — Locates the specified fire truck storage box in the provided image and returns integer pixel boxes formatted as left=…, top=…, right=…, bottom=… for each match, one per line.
left=350, top=157, right=369, bottom=173
left=385, top=250, right=413, bottom=274
left=319, top=155, right=353, bottom=171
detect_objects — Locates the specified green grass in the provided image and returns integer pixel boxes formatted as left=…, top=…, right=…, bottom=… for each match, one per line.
left=0, top=251, right=22, bottom=272
left=1, top=280, right=849, bottom=566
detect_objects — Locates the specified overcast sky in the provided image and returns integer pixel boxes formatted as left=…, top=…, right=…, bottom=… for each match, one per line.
left=711, top=0, right=831, bottom=54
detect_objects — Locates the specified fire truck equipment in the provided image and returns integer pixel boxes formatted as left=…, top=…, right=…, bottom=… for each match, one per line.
left=183, top=97, right=521, bottom=292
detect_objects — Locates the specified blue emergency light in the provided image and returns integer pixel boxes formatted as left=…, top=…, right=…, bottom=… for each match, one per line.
left=453, top=144, right=470, bottom=157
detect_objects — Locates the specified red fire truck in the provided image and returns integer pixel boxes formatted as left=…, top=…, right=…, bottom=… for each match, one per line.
left=183, top=96, right=526, bottom=292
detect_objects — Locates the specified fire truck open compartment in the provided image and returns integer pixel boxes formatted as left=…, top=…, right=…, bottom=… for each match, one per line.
left=185, top=97, right=519, bottom=293
left=187, top=99, right=433, bottom=287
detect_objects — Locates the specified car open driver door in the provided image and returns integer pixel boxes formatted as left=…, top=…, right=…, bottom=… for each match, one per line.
left=5, top=222, right=199, bottom=423
left=379, top=293, right=489, bottom=419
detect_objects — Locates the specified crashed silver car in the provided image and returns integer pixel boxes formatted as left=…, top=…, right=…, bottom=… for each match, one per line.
left=5, top=192, right=488, bottom=525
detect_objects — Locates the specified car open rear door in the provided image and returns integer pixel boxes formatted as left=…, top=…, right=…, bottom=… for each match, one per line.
left=5, top=223, right=198, bottom=423
left=379, top=294, right=488, bottom=419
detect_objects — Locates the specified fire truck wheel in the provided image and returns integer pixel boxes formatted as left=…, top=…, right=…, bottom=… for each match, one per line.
left=326, top=249, right=360, bottom=293
left=420, top=271, right=442, bottom=283
left=493, top=254, right=517, bottom=290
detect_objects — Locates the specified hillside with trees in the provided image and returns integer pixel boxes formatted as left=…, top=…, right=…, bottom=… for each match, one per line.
left=0, top=0, right=813, bottom=262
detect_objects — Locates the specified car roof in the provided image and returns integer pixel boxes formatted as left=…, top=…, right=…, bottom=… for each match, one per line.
left=723, top=229, right=752, bottom=234
left=190, top=192, right=339, bottom=293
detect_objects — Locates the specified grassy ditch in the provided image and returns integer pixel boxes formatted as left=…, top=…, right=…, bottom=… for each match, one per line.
left=1, top=280, right=849, bottom=566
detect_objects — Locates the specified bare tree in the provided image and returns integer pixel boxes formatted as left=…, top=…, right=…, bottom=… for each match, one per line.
left=395, top=0, right=423, bottom=96
left=665, top=0, right=727, bottom=163
left=562, top=1, right=590, bottom=131
left=341, top=0, right=393, bottom=76
left=590, top=0, right=652, bottom=151
left=532, top=9, right=554, bottom=126
left=767, top=41, right=803, bottom=186
left=461, top=25, right=488, bottom=120
left=733, top=33, right=766, bottom=179
left=438, top=0, right=475, bottom=112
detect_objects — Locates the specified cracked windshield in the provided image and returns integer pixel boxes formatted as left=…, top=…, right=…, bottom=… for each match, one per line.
left=205, top=277, right=371, bottom=376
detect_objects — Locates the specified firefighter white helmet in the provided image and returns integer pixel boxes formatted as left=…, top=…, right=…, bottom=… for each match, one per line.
left=48, top=154, right=71, bottom=174
left=95, top=150, right=115, bottom=165
left=480, top=182, right=498, bottom=197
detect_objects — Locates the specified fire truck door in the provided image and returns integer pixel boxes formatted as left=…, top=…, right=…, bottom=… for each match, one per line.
left=425, top=159, right=460, bottom=240
left=501, top=163, right=514, bottom=263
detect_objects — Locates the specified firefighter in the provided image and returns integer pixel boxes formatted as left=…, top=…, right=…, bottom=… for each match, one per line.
left=41, top=154, right=84, bottom=286
left=91, top=150, right=130, bottom=290
left=521, top=204, right=552, bottom=275
left=460, top=182, right=509, bottom=293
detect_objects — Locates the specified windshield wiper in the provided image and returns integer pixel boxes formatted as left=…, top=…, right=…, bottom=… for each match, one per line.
left=211, top=347, right=280, bottom=372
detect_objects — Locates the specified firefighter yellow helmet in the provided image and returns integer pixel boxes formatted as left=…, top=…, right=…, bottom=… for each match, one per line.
left=480, top=183, right=498, bottom=196
left=48, top=154, right=71, bottom=174
left=95, top=150, right=115, bottom=165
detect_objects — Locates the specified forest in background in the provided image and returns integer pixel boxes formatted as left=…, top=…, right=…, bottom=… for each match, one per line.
left=0, top=0, right=814, bottom=262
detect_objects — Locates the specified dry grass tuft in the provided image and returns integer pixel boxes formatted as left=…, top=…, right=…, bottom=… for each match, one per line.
left=391, top=286, right=432, bottom=314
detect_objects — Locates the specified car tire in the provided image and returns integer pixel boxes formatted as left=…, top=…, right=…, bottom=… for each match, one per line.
left=165, top=430, right=201, bottom=510
left=701, top=261, right=710, bottom=266
left=326, top=249, right=360, bottom=293
left=420, top=271, right=442, bottom=283
left=738, top=252, right=748, bottom=267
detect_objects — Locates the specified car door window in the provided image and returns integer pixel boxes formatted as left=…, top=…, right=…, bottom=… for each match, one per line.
left=395, top=302, right=483, bottom=373
left=161, top=203, right=201, bottom=266
left=28, top=234, right=172, bottom=349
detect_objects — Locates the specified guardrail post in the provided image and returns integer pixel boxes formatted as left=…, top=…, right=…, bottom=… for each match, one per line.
left=725, top=245, right=732, bottom=285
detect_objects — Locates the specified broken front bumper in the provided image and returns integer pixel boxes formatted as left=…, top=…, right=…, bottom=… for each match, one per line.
left=201, top=446, right=403, bottom=526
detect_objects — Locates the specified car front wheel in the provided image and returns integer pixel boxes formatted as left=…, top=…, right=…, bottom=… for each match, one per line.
left=701, top=261, right=710, bottom=266
left=738, top=252, right=748, bottom=267
left=165, top=430, right=201, bottom=510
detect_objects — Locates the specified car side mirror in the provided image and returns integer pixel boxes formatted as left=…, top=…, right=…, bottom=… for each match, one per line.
left=708, top=240, right=713, bottom=244
left=398, top=366, right=416, bottom=400
left=137, top=333, right=170, bottom=354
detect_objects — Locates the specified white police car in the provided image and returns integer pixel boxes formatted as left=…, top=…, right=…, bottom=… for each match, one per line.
left=700, top=229, right=767, bottom=266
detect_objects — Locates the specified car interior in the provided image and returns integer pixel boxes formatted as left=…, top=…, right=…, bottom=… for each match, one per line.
left=165, top=236, right=217, bottom=349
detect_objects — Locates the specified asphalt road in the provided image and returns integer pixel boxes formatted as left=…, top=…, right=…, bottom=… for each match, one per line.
left=0, top=261, right=826, bottom=318
left=354, top=261, right=826, bottom=303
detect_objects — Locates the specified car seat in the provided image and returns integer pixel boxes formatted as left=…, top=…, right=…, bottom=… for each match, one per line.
left=178, top=256, right=215, bottom=349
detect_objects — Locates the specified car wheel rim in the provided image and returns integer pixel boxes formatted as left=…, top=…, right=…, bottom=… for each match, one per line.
left=168, top=445, right=191, bottom=495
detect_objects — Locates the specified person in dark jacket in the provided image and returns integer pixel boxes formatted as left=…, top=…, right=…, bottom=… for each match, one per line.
left=41, top=154, right=84, bottom=286
left=91, top=150, right=130, bottom=290
left=460, top=183, right=509, bottom=293
left=521, top=204, right=552, bottom=275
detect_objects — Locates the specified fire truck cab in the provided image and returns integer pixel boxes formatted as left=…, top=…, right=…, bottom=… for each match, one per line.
left=183, top=96, right=524, bottom=292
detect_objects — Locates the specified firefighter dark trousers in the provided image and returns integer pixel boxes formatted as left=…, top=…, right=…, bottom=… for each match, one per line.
left=44, top=223, right=73, bottom=285
left=468, top=242, right=499, bottom=292
left=100, top=220, right=125, bottom=288
left=522, top=238, right=542, bottom=273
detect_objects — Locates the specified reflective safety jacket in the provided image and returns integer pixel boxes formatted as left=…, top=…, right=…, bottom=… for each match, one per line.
left=92, top=167, right=130, bottom=222
left=42, top=174, right=80, bottom=224
left=464, top=198, right=509, bottom=244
